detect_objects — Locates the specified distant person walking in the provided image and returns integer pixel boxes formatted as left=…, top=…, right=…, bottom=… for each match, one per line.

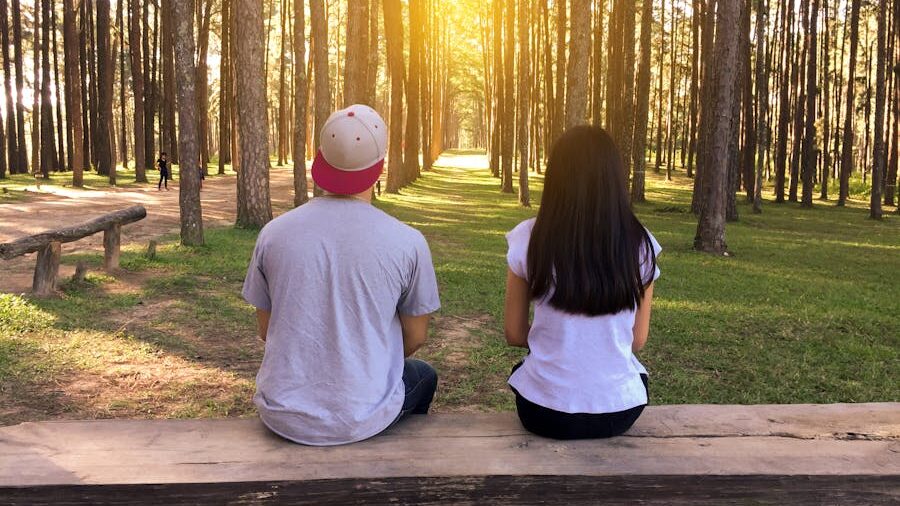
left=242, top=105, right=441, bottom=446
left=503, top=126, right=661, bottom=440
left=156, top=152, right=170, bottom=191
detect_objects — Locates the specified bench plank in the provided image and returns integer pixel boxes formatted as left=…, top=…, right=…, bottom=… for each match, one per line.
left=1, top=404, right=897, bottom=486
left=0, top=206, right=146, bottom=260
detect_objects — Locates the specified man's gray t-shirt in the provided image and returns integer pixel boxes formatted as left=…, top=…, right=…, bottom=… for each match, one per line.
left=242, top=197, right=440, bottom=445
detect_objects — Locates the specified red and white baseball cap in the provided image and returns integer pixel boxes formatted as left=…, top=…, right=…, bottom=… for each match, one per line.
left=311, top=104, right=387, bottom=195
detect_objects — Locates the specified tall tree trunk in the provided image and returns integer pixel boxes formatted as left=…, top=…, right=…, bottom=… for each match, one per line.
left=97, top=0, right=115, bottom=183
left=161, top=0, right=178, bottom=163
left=172, top=0, right=204, bottom=245
left=489, top=0, right=503, bottom=178
left=788, top=0, right=808, bottom=202
left=277, top=0, right=288, bottom=165
left=196, top=0, right=212, bottom=175
left=11, top=0, right=27, bottom=173
left=63, top=0, right=85, bottom=186
left=869, top=0, right=888, bottom=219
left=234, top=0, right=273, bottom=227
left=128, top=0, right=147, bottom=181
left=800, top=0, right=819, bottom=207
left=366, top=0, right=379, bottom=106
left=143, top=0, right=157, bottom=172
left=631, top=0, right=653, bottom=202
left=774, top=0, right=795, bottom=203
left=309, top=0, right=329, bottom=196
left=52, top=0, right=66, bottom=171
left=32, top=0, right=40, bottom=175
left=500, top=0, right=514, bottom=193
left=405, top=0, right=424, bottom=184
left=218, top=0, right=232, bottom=174
left=565, top=0, right=590, bottom=127
left=686, top=0, right=701, bottom=178
left=654, top=0, right=666, bottom=174
left=40, top=0, right=58, bottom=177
left=739, top=0, right=755, bottom=196
left=344, top=0, right=369, bottom=105
left=0, top=0, right=16, bottom=176
left=838, top=0, right=861, bottom=205
left=517, top=0, right=531, bottom=206
left=695, top=0, right=741, bottom=254
left=117, top=0, right=127, bottom=169
left=383, top=0, right=405, bottom=193
left=293, top=0, right=309, bottom=205
left=591, top=0, right=606, bottom=126
left=752, top=0, right=768, bottom=213
left=553, top=0, right=566, bottom=142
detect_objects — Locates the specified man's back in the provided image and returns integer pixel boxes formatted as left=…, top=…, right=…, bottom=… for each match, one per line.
left=242, top=196, right=439, bottom=445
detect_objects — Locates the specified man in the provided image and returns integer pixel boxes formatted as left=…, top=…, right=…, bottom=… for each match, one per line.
left=156, top=152, right=170, bottom=191
left=242, top=105, right=441, bottom=445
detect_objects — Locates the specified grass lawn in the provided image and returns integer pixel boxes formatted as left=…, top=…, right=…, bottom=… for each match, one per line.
left=0, top=162, right=237, bottom=196
left=1, top=150, right=898, bottom=423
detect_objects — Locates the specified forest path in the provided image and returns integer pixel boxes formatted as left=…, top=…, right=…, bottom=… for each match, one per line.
left=0, top=168, right=299, bottom=294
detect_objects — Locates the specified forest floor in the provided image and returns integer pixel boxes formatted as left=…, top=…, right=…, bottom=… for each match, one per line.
left=1, top=150, right=898, bottom=426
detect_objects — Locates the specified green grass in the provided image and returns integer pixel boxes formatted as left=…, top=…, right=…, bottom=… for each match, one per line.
left=0, top=162, right=237, bottom=194
left=0, top=149, right=897, bottom=423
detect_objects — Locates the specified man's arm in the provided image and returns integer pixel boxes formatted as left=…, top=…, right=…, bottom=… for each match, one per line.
left=256, top=308, right=271, bottom=342
left=632, top=283, right=654, bottom=353
left=400, top=313, right=431, bottom=357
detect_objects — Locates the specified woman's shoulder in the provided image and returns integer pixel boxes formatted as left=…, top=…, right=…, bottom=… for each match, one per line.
left=507, top=218, right=537, bottom=243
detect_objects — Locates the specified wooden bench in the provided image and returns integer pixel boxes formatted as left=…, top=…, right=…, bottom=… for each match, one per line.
left=1, top=403, right=897, bottom=504
left=0, top=206, right=147, bottom=295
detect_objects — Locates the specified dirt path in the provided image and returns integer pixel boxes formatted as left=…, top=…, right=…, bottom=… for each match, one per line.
left=0, top=169, right=299, bottom=294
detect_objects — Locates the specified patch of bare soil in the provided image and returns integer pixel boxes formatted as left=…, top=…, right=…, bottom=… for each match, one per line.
left=424, top=314, right=509, bottom=413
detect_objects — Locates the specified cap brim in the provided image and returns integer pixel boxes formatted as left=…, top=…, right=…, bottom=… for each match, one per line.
left=311, top=151, right=384, bottom=195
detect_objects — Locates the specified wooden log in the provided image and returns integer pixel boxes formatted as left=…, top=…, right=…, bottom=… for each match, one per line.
left=103, top=224, right=121, bottom=271
left=31, top=242, right=61, bottom=296
left=146, top=240, right=157, bottom=260
left=0, top=404, right=897, bottom=505
left=0, top=206, right=147, bottom=260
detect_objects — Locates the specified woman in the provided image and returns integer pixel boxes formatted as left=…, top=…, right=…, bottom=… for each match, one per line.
left=504, top=126, right=661, bottom=440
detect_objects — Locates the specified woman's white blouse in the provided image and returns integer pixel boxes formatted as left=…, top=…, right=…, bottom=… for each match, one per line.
left=506, top=218, right=662, bottom=414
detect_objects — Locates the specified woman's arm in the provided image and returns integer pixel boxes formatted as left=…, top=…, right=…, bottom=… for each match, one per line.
left=504, top=268, right=531, bottom=348
left=632, top=283, right=655, bottom=353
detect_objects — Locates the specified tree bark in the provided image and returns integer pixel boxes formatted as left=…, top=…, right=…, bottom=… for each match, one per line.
left=309, top=0, right=330, bottom=196
left=11, top=0, right=27, bottom=173
left=172, top=0, right=205, bottom=244
left=196, top=0, right=212, bottom=176
left=695, top=0, right=740, bottom=254
left=837, top=0, right=861, bottom=205
left=234, top=0, right=273, bottom=227
left=344, top=0, right=369, bottom=105
left=52, top=0, right=65, bottom=172
left=553, top=0, right=566, bottom=142
left=0, top=0, right=16, bottom=176
left=128, top=0, right=147, bottom=181
left=565, top=0, right=590, bottom=127
left=218, top=0, right=232, bottom=173
left=489, top=0, right=503, bottom=178
left=160, top=0, right=178, bottom=163
left=383, top=0, right=405, bottom=193
left=517, top=0, right=531, bottom=207
left=631, top=0, right=653, bottom=202
left=293, top=0, right=309, bottom=206
left=800, top=0, right=819, bottom=207
left=752, top=0, right=768, bottom=213
left=63, top=0, right=84, bottom=186
left=500, top=0, right=514, bottom=193
left=97, top=0, right=115, bottom=183
left=869, top=0, right=888, bottom=219
left=40, top=0, right=58, bottom=177
left=117, top=0, right=127, bottom=169
left=405, top=0, right=424, bottom=185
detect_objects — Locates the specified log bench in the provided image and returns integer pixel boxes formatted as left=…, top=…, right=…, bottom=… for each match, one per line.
left=0, top=206, right=147, bottom=295
left=1, top=403, right=897, bottom=505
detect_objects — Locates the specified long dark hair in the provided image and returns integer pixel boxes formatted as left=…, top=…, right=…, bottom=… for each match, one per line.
left=527, top=126, right=656, bottom=316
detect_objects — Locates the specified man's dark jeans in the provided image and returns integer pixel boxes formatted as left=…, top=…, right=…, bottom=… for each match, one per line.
left=393, top=358, right=438, bottom=424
